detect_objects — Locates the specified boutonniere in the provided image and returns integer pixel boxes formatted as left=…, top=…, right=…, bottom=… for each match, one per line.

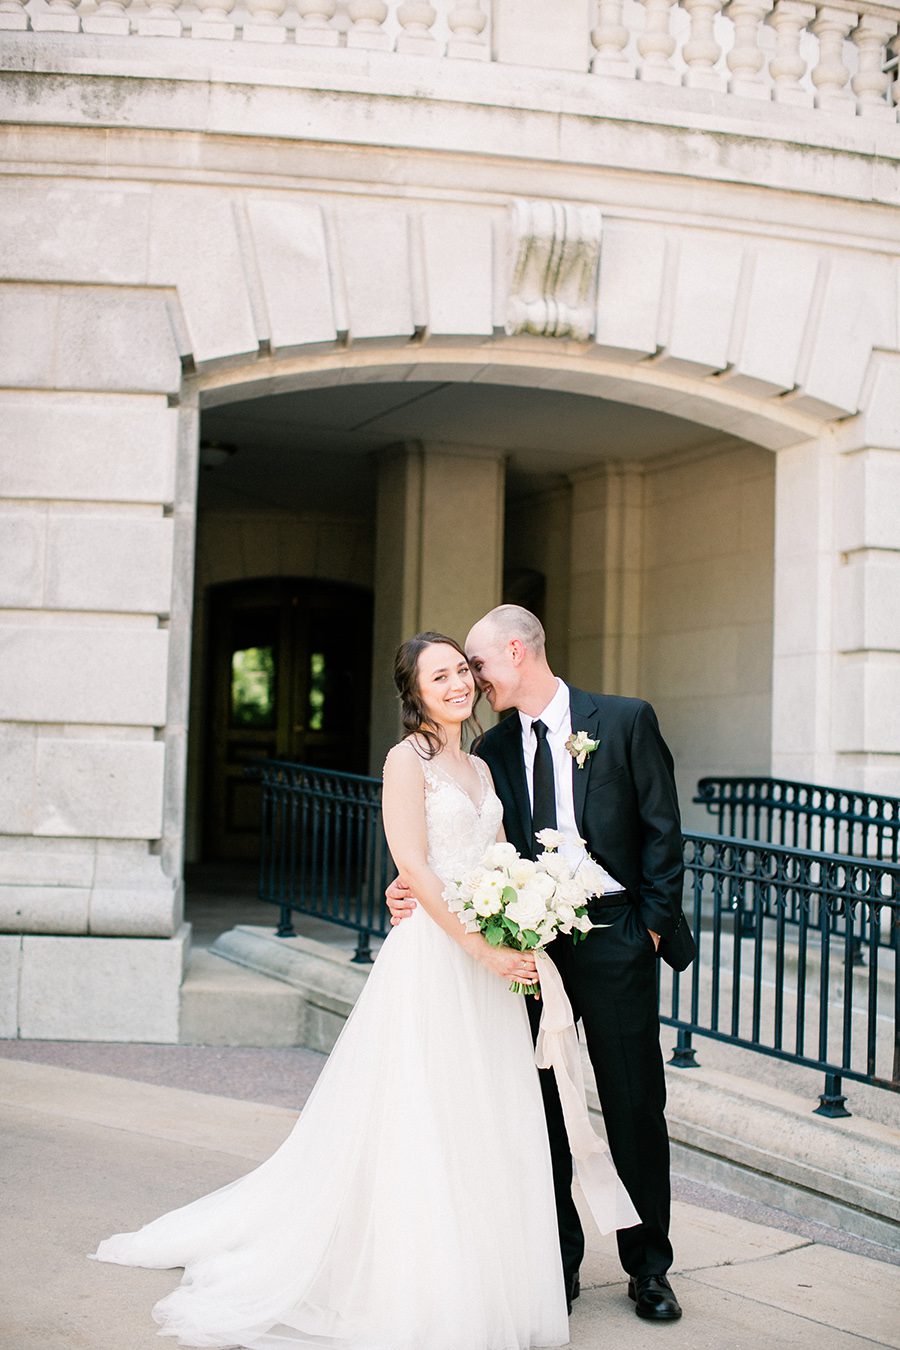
left=565, top=730, right=600, bottom=769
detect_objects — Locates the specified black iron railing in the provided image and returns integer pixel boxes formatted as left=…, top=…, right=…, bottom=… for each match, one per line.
left=662, top=834, right=899, bottom=1116
left=256, top=760, right=900, bottom=1113
left=257, top=760, right=391, bottom=962
left=694, top=775, right=900, bottom=862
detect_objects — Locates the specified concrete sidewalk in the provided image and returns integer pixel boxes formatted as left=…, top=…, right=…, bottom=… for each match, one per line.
left=1, top=1055, right=897, bottom=1350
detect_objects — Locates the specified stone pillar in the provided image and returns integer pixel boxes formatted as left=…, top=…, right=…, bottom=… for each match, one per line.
left=772, top=353, right=900, bottom=794
left=0, top=282, right=191, bottom=1041
left=369, top=442, right=505, bottom=771
left=567, top=462, right=643, bottom=695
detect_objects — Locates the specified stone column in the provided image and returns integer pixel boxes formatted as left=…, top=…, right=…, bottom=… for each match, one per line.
left=567, top=462, right=643, bottom=696
left=0, top=282, right=190, bottom=1041
left=369, top=442, right=505, bottom=771
left=772, top=353, right=900, bottom=795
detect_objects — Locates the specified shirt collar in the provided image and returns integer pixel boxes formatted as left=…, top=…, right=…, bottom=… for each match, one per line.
left=518, top=679, right=570, bottom=740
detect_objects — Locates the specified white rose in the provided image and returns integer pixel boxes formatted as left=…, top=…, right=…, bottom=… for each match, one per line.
left=554, top=877, right=583, bottom=906
left=530, top=871, right=557, bottom=902
left=555, top=902, right=576, bottom=928
left=537, top=851, right=569, bottom=881
left=505, top=885, right=550, bottom=931
left=482, top=841, right=519, bottom=870
left=577, top=856, right=607, bottom=899
left=535, top=827, right=566, bottom=852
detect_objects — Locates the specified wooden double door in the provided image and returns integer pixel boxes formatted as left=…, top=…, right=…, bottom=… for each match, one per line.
left=205, top=578, right=373, bottom=860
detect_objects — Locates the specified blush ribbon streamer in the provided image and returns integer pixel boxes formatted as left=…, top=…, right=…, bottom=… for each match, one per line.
left=534, top=953, right=641, bottom=1235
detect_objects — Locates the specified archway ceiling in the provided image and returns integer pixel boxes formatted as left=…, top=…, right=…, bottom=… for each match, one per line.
left=199, top=380, right=752, bottom=515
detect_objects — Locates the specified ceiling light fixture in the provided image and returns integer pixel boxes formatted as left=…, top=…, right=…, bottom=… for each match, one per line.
left=199, top=439, right=238, bottom=470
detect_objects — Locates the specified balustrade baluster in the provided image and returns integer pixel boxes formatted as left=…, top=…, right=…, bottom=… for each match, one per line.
left=244, top=0, right=287, bottom=42
left=397, top=0, right=442, bottom=54
left=724, top=0, right=775, bottom=98
left=892, top=34, right=900, bottom=113
left=82, top=0, right=133, bottom=33
left=766, top=0, right=815, bottom=104
left=811, top=6, right=858, bottom=114
left=137, top=0, right=183, bottom=36
left=192, top=0, right=236, bottom=38
left=447, top=0, right=488, bottom=59
left=294, top=0, right=338, bottom=44
left=851, top=14, right=898, bottom=119
left=590, top=0, right=636, bottom=78
left=637, top=0, right=680, bottom=83
left=0, top=0, right=29, bottom=29
left=682, top=0, right=725, bottom=89
left=347, top=0, right=391, bottom=49
left=447, top=0, right=489, bottom=59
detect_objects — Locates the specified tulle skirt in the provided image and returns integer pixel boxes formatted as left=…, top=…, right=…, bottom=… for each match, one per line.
left=92, top=909, right=570, bottom=1350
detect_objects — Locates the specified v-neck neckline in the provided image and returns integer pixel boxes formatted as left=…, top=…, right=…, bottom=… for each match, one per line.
left=425, top=756, right=489, bottom=815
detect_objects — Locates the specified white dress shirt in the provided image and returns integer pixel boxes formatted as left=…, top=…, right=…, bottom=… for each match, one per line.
left=518, top=679, right=625, bottom=893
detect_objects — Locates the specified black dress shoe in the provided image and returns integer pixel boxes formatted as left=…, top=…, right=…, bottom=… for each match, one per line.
left=628, top=1274, right=682, bottom=1321
left=566, top=1271, right=580, bottom=1314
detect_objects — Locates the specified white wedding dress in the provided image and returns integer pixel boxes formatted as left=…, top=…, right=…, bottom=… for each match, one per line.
left=93, top=754, right=570, bottom=1350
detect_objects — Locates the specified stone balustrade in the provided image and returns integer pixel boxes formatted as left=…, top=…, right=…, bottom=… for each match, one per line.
left=4, top=0, right=899, bottom=120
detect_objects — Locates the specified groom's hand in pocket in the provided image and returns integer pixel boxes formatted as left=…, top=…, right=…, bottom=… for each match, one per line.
left=386, top=876, right=418, bottom=925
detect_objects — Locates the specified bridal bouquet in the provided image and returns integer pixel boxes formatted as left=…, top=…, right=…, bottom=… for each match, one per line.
left=443, top=829, right=607, bottom=995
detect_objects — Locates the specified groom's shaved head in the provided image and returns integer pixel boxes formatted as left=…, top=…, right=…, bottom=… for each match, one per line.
left=474, top=605, right=545, bottom=655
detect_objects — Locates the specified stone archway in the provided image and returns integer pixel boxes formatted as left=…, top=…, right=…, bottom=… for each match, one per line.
left=2, top=197, right=898, bottom=1040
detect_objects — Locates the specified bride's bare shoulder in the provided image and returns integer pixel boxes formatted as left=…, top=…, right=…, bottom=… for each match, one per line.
left=383, top=737, right=428, bottom=778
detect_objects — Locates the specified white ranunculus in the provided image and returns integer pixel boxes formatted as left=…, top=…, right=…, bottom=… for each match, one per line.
left=510, top=857, right=537, bottom=886
left=483, top=841, right=519, bottom=870
left=535, top=827, right=566, bottom=852
left=472, top=878, right=504, bottom=917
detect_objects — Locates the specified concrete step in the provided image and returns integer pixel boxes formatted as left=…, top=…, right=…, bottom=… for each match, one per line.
left=179, top=949, right=308, bottom=1047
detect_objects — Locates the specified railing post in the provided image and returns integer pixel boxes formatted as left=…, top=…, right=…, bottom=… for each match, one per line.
left=352, top=927, right=374, bottom=964
left=814, top=1071, right=851, bottom=1117
left=669, top=1028, right=700, bottom=1068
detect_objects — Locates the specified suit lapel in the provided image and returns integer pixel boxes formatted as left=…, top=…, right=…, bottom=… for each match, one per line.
left=568, top=686, right=603, bottom=838
left=493, top=713, right=533, bottom=856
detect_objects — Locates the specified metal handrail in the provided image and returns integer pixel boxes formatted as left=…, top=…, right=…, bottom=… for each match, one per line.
left=694, top=775, right=900, bottom=863
left=256, top=759, right=900, bottom=1114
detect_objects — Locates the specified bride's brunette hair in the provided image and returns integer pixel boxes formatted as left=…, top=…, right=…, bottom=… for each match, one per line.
left=394, top=631, right=482, bottom=760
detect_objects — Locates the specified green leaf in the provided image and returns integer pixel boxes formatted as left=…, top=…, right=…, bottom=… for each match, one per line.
left=501, top=886, right=518, bottom=906
left=484, top=925, right=505, bottom=947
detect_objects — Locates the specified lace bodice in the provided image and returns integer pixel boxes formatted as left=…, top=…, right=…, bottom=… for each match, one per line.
left=421, top=755, right=504, bottom=884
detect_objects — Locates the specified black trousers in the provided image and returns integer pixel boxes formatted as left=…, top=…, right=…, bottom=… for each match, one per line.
left=527, top=901, right=673, bottom=1283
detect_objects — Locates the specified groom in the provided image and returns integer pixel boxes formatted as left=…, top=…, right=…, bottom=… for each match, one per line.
left=387, top=605, right=686, bottom=1322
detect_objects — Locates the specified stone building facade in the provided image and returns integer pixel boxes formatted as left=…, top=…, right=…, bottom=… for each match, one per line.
left=1, top=0, right=898, bottom=1039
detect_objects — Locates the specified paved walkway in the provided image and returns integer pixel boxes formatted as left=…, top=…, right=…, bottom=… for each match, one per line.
left=1, top=1048, right=897, bottom=1350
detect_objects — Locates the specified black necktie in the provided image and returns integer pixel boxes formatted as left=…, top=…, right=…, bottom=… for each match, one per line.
left=531, top=720, right=557, bottom=841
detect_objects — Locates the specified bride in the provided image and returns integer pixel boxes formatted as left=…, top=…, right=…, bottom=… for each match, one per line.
left=92, top=631, right=571, bottom=1350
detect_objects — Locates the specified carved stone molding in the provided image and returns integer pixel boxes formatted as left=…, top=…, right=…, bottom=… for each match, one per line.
left=505, top=199, right=603, bottom=342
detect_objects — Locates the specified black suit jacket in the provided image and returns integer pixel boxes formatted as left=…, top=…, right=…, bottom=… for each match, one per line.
left=474, top=686, right=685, bottom=942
